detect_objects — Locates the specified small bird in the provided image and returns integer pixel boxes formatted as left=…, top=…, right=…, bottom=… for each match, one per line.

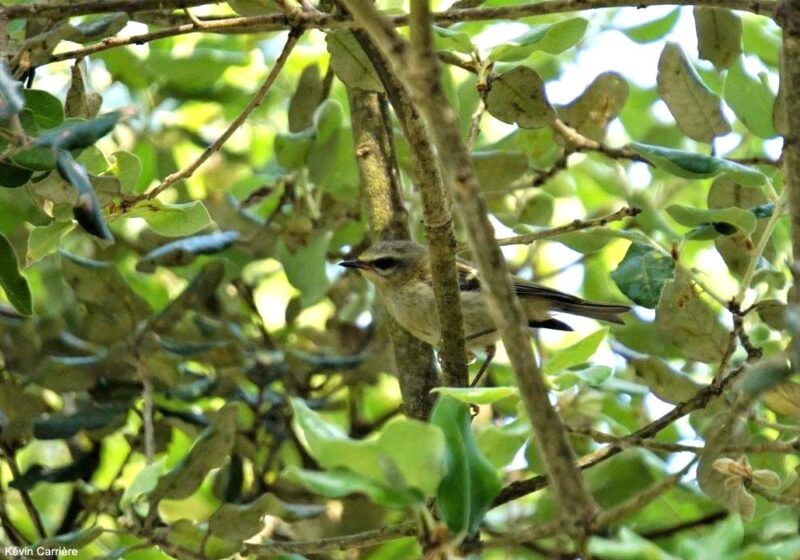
left=339, top=240, right=630, bottom=385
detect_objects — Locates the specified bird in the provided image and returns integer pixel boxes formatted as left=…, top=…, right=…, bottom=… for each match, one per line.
left=339, top=240, right=630, bottom=385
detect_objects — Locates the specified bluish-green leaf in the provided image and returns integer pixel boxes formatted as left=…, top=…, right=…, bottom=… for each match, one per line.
left=0, top=61, right=24, bottom=119
left=629, top=142, right=766, bottom=187
left=725, top=59, right=777, bottom=139
left=136, top=230, right=239, bottom=272
left=55, top=150, right=113, bottom=241
left=488, top=18, right=588, bottom=62
left=23, top=89, right=64, bottom=129
left=611, top=242, right=675, bottom=309
left=36, top=112, right=121, bottom=150
left=430, top=396, right=501, bottom=535
left=0, top=233, right=32, bottom=315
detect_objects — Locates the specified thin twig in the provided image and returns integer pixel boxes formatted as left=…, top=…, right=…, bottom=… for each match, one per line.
left=0, top=442, right=47, bottom=540
left=145, top=29, right=302, bottom=200
left=245, top=521, right=418, bottom=554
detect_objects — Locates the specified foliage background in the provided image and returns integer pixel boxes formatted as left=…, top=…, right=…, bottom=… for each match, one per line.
left=0, top=0, right=798, bottom=558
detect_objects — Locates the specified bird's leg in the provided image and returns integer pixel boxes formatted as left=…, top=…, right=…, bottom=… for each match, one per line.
left=470, top=344, right=496, bottom=387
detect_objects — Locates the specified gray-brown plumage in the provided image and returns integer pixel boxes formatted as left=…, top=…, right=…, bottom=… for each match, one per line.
left=339, top=240, right=629, bottom=350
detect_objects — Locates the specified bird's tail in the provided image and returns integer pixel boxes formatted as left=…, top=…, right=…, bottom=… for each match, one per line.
left=555, top=300, right=630, bottom=325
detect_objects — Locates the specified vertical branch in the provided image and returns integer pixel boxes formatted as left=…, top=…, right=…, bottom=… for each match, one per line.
left=340, top=0, right=599, bottom=537
left=778, top=0, right=800, bottom=360
left=347, top=88, right=439, bottom=418
left=353, top=31, right=470, bottom=388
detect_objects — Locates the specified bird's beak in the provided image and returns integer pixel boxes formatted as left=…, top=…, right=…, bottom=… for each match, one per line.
left=339, top=259, right=371, bottom=270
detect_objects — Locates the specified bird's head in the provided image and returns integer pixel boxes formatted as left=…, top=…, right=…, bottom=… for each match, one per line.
left=339, top=240, right=428, bottom=289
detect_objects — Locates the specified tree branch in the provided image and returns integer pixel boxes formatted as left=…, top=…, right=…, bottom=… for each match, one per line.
left=144, top=29, right=301, bottom=200
left=347, top=87, right=439, bottom=418
left=341, top=0, right=598, bottom=537
left=353, top=31, right=469, bottom=388
left=0, top=442, right=47, bottom=540
left=245, top=521, right=418, bottom=555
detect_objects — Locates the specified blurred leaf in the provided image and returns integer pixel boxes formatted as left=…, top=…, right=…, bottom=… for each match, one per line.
left=0, top=382, right=46, bottom=443
left=151, top=404, right=238, bottom=501
left=433, top=26, right=474, bottom=53
left=559, top=72, right=628, bottom=141
left=630, top=142, right=765, bottom=186
left=655, top=270, right=729, bottom=363
left=657, top=42, right=730, bottom=143
left=275, top=128, right=315, bottom=170
left=137, top=230, right=239, bottom=272
left=55, top=150, right=113, bottom=241
left=208, top=493, right=324, bottom=541
left=762, top=381, right=800, bottom=420
left=430, top=396, right=501, bottom=534
left=0, top=61, right=25, bottom=119
left=631, top=356, right=703, bottom=404
left=611, top=242, right=675, bottom=309
left=695, top=7, right=742, bottom=70
left=589, top=527, right=679, bottom=559
left=0, top=162, right=33, bottom=188
left=697, top=412, right=751, bottom=519
left=488, top=18, right=588, bottom=62
left=33, top=403, right=128, bottom=439
left=283, top=467, right=421, bottom=509
left=34, top=528, right=104, bottom=551
left=276, top=232, right=331, bottom=307
left=127, top=200, right=212, bottom=237
left=229, top=0, right=280, bottom=15
left=110, top=150, right=142, bottom=193
left=66, top=12, right=129, bottom=43
left=289, top=64, right=324, bottom=132
left=327, top=31, right=384, bottom=92
left=666, top=204, right=758, bottom=234
left=472, top=150, right=529, bottom=191
left=166, top=519, right=240, bottom=560
left=724, top=59, right=777, bottom=139
left=121, top=457, right=166, bottom=508
left=66, top=60, right=102, bottom=119
left=36, top=112, right=121, bottom=150
left=0, top=233, right=32, bottom=315
left=622, top=8, right=680, bottom=44
left=432, top=386, right=519, bottom=405
left=486, top=66, right=555, bottom=129
left=544, top=329, right=607, bottom=375
left=26, top=220, right=75, bottom=265
left=23, top=89, right=64, bottom=129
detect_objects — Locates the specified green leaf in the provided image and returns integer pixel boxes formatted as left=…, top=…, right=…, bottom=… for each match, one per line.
left=0, top=61, right=25, bottom=119
left=55, top=150, right=113, bottom=241
left=26, top=220, right=75, bottom=265
left=33, top=403, right=129, bottom=439
left=66, top=61, right=102, bottom=119
left=275, top=128, right=315, bottom=170
left=488, top=18, right=588, bottom=62
left=431, top=396, right=501, bottom=534
left=552, top=365, right=613, bottom=390
left=666, top=204, right=758, bottom=234
left=629, top=142, right=765, bottom=187
left=289, top=64, right=324, bottom=132
left=559, top=72, right=629, bottom=141
left=127, top=200, right=212, bottom=237
left=326, top=31, right=384, bottom=92
left=121, top=457, right=167, bottom=508
left=110, top=150, right=142, bottom=193
left=657, top=42, right=730, bottom=143
left=283, top=467, right=421, bottom=509
left=0, top=162, right=33, bottom=188
left=208, top=493, right=324, bottom=541
left=724, top=59, right=777, bottom=139
left=622, top=8, right=680, bottom=44
left=136, top=230, right=239, bottom=273
left=694, top=7, right=742, bottom=70
left=151, top=405, right=238, bottom=501
left=630, top=356, right=703, bottom=404
left=611, top=242, right=675, bottom=309
left=486, top=66, right=555, bottom=129
left=23, top=89, right=64, bottom=129
left=36, top=111, right=121, bottom=150
left=276, top=232, right=331, bottom=307
left=472, top=150, right=529, bottom=191
left=0, top=233, right=32, bottom=315
left=543, top=329, right=607, bottom=375
left=432, top=386, right=519, bottom=405
left=290, top=398, right=446, bottom=497
left=433, top=26, right=474, bottom=53
left=655, top=269, right=730, bottom=363
left=167, top=519, right=240, bottom=560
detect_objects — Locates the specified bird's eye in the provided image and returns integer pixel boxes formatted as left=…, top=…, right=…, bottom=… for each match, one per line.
left=371, top=257, right=399, bottom=270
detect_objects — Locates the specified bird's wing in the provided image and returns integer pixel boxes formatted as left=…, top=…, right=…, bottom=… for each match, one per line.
left=455, top=258, right=584, bottom=304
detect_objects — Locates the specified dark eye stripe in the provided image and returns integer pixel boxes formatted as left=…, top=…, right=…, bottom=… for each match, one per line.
left=371, top=257, right=399, bottom=270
